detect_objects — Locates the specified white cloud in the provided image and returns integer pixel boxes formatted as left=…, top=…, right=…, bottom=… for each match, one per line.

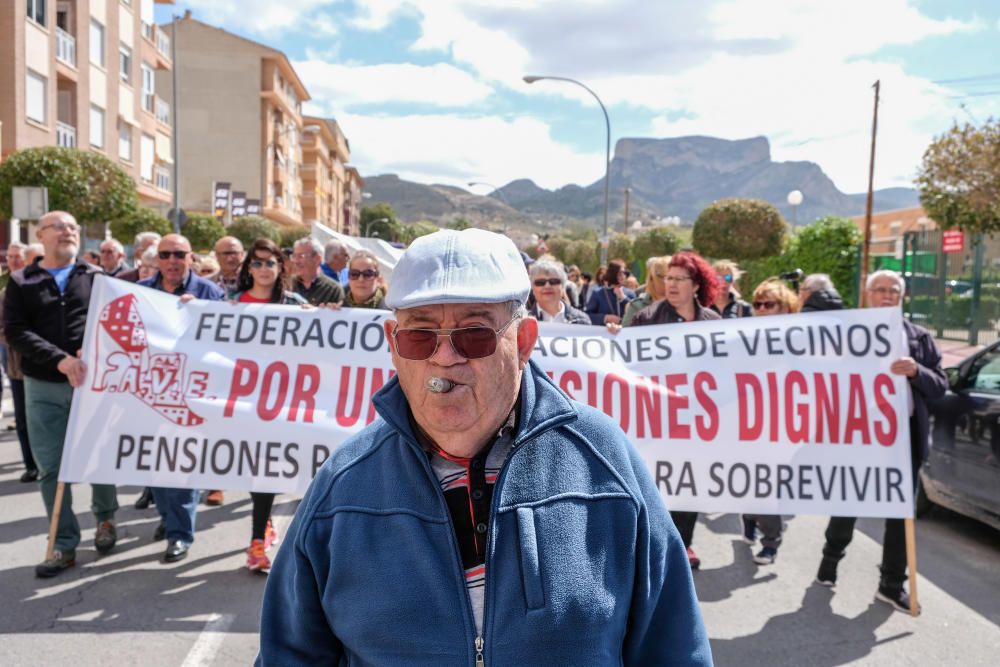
left=173, top=0, right=338, bottom=35
left=294, top=61, right=494, bottom=107
left=336, top=113, right=602, bottom=190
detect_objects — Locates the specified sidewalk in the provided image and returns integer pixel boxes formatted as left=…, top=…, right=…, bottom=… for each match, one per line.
left=935, top=338, right=984, bottom=369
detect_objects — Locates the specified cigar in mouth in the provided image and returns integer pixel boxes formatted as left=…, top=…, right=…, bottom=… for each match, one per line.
left=426, top=377, right=456, bottom=393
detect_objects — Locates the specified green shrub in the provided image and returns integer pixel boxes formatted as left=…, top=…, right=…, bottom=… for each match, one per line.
left=693, top=198, right=787, bottom=260
left=227, top=215, right=280, bottom=247
left=109, top=206, right=172, bottom=244
left=182, top=214, right=226, bottom=252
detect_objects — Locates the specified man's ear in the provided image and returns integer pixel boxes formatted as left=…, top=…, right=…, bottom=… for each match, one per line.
left=383, top=320, right=398, bottom=355
left=516, top=316, right=538, bottom=367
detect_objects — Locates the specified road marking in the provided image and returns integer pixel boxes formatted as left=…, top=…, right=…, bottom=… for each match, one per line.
left=181, top=612, right=235, bottom=667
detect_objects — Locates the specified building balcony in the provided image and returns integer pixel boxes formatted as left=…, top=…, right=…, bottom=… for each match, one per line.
left=56, top=29, right=76, bottom=67
left=56, top=122, right=77, bottom=148
left=156, top=28, right=171, bottom=60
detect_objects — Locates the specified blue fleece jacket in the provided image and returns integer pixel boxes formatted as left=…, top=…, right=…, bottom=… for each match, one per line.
left=256, top=361, right=712, bottom=666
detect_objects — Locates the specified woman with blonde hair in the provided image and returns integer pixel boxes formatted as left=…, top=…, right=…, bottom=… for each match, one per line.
left=622, top=256, right=671, bottom=326
left=344, top=250, right=388, bottom=309
left=711, top=259, right=753, bottom=318
left=741, top=277, right=798, bottom=565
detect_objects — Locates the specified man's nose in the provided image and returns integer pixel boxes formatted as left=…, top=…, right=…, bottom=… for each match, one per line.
left=428, top=333, right=466, bottom=365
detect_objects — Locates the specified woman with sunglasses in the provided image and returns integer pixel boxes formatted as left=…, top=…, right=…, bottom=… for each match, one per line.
left=344, top=250, right=388, bottom=309
left=527, top=260, right=590, bottom=324
left=231, top=238, right=305, bottom=572
left=585, top=259, right=635, bottom=325
left=630, top=251, right=721, bottom=570
left=622, top=256, right=671, bottom=326
left=741, top=278, right=800, bottom=565
left=710, top=259, right=753, bottom=319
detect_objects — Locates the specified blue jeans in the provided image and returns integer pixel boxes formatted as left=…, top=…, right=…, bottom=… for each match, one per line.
left=153, top=487, right=199, bottom=545
left=25, top=377, right=119, bottom=552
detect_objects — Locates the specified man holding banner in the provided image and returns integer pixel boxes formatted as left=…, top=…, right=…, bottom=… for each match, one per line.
left=4, top=211, right=119, bottom=577
left=816, top=269, right=947, bottom=614
left=138, top=234, right=225, bottom=563
left=257, top=229, right=712, bottom=665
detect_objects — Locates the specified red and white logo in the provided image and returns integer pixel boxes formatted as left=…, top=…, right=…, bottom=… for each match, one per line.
left=91, top=294, right=208, bottom=426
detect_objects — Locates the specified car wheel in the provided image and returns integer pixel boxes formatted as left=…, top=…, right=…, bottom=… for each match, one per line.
left=915, top=474, right=933, bottom=517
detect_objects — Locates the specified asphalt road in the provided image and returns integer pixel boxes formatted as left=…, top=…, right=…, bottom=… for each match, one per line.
left=2, top=426, right=998, bottom=666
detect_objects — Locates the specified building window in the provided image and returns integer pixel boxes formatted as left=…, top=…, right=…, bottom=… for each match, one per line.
left=119, top=44, right=132, bottom=84
left=141, top=62, right=154, bottom=112
left=90, top=19, right=105, bottom=67
left=90, top=105, right=105, bottom=148
left=155, top=166, right=170, bottom=191
left=26, top=70, right=47, bottom=124
left=119, top=122, right=132, bottom=161
left=140, top=134, right=155, bottom=183
left=27, top=0, right=46, bottom=26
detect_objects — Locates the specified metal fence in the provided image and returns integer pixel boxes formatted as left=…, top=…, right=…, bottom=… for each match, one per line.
left=872, top=229, right=1000, bottom=346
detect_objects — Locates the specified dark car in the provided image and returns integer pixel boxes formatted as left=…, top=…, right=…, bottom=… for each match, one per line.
left=922, top=342, right=1000, bottom=531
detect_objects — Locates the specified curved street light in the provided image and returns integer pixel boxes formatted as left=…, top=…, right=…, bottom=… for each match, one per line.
left=364, top=216, right=389, bottom=238
left=523, top=74, right=611, bottom=264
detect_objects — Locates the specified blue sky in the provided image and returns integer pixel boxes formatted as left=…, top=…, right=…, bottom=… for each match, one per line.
left=158, top=0, right=1000, bottom=195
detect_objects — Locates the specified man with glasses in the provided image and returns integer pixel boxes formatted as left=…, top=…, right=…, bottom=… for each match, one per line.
left=99, top=239, right=129, bottom=277
left=210, top=236, right=245, bottom=299
left=4, top=211, right=120, bottom=577
left=258, top=229, right=712, bottom=665
left=290, top=237, right=344, bottom=306
left=116, top=232, right=162, bottom=283
left=815, top=269, right=947, bottom=614
left=139, top=234, right=224, bottom=563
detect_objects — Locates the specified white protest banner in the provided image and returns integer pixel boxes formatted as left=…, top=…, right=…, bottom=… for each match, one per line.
left=62, top=277, right=913, bottom=518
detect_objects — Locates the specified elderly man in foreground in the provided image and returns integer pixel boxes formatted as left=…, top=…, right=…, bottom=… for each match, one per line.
left=257, top=229, right=712, bottom=666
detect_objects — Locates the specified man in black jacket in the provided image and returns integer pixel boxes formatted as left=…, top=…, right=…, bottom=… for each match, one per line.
left=798, top=273, right=844, bottom=312
left=815, top=269, right=947, bottom=613
left=4, top=211, right=119, bottom=578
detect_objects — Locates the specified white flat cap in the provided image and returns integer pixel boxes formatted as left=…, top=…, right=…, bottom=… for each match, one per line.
left=385, top=229, right=530, bottom=309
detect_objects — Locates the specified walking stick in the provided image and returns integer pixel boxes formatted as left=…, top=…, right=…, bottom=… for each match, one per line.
left=904, top=517, right=920, bottom=617
left=45, top=481, right=66, bottom=561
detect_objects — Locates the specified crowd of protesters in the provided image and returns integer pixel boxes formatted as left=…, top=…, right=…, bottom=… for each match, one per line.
left=0, top=212, right=944, bottom=614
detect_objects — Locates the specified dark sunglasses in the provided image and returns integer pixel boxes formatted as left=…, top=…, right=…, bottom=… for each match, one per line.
left=250, top=259, right=278, bottom=269
left=392, top=314, right=519, bottom=361
left=533, top=278, right=562, bottom=287
left=158, top=250, right=189, bottom=260
left=349, top=269, right=379, bottom=279
left=753, top=300, right=778, bottom=310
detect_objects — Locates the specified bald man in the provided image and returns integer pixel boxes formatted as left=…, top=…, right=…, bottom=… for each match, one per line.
left=4, top=211, right=120, bottom=577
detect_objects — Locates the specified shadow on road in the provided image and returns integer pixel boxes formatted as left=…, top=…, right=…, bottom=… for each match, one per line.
left=710, top=584, right=906, bottom=666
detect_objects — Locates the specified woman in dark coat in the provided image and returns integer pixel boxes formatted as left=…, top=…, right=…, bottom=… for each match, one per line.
left=585, top=259, right=635, bottom=325
left=630, top=251, right=722, bottom=570
left=527, top=260, right=590, bottom=324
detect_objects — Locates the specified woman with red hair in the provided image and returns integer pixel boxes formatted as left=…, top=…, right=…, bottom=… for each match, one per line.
left=630, top=251, right=721, bottom=569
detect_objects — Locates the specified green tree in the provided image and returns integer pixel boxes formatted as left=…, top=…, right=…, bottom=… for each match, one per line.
left=228, top=215, right=281, bottom=247
left=182, top=214, right=226, bottom=252
left=400, top=220, right=439, bottom=245
left=563, top=239, right=599, bottom=272
left=632, top=226, right=680, bottom=263
left=448, top=216, right=473, bottom=231
left=278, top=223, right=312, bottom=248
left=608, top=233, right=633, bottom=265
left=109, top=206, right=172, bottom=245
left=0, top=146, right=139, bottom=226
left=360, top=203, right=399, bottom=238
left=916, top=120, right=1000, bottom=234
left=544, top=236, right=570, bottom=262
left=692, top=198, right=787, bottom=260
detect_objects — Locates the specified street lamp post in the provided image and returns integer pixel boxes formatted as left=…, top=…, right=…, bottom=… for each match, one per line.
left=364, top=217, right=389, bottom=238
left=523, top=75, right=611, bottom=265
left=787, top=190, right=803, bottom=225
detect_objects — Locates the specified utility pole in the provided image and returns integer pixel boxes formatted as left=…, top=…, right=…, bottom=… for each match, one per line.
left=859, top=80, right=880, bottom=305
left=623, top=187, right=631, bottom=233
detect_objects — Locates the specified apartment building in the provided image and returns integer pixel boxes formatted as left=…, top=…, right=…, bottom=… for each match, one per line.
left=300, top=116, right=351, bottom=233
left=344, top=165, right=364, bottom=237
left=0, top=0, right=176, bottom=220
left=160, top=12, right=314, bottom=226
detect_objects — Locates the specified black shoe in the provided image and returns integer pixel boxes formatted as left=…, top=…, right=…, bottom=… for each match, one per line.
left=20, top=469, right=39, bottom=483
left=35, top=550, right=76, bottom=578
left=163, top=540, right=190, bottom=563
left=741, top=515, right=757, bottom=545
left=876, top=586, right=919, bottom=614
left=815, top=557, right=838, bottom=587
left=153, top=521, right=166, bottom=541
left=134, top=487, right=155, bottom=510
left=94, top=520, right=117, bottom=554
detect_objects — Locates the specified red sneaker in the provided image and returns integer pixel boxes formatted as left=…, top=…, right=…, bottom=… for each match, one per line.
left=263, top=518, right=279, bottom=551
left=246, top=539, right=271, bottom=572
left=686, top=546, right=701, bottom=570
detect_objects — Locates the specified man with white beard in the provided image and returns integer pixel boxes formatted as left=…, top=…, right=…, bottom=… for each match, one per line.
left=3, top=211, right=119, bottom=577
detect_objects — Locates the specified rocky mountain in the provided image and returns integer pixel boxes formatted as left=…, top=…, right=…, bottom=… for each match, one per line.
left=363, top=135, right=920, bottom=231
